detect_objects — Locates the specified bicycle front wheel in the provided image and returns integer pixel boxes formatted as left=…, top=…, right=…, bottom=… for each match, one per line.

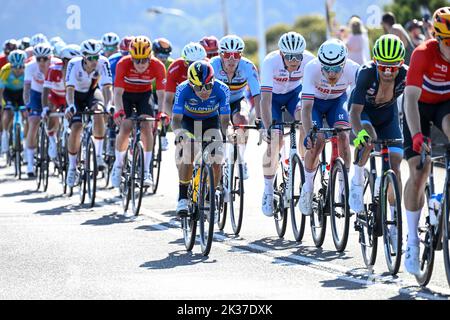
left=290, top=154, right=306, bottom=242
left=311, top=165, right=327, bottom=248
left=330, top=158, right=350, bottom=252
left=149, top=129, right=162, bottom=194
left=131, top=142, right=145, bottom=216
left=41, top=129, right=50, bottom=192
left=442, top=184, right=450, bottom=287
left=230, top=163, right=244, bottom=235
left=274, top=162, right=288, bottom=238
left=35, top=125, right=44, bottom=190
left=120, top=151, right=131, bottom=212
left=85, top=138, right=97, bottom=208
left=198, top=164, right=215, bottom=256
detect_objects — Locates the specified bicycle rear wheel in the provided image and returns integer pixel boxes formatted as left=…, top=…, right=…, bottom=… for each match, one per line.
left=330, top=158, right=350, bottom=252
left=183, top=173, right=197, bottom=251
left=442, top=184, right=450, bottom=287
left=274, top=162, right=288, bottom=238
left=290, top=154, right=306, bottom=242
left=149, top=129, right=162, bottom=194
left=380, top=170, right=402, bottom=275
left=198, top=164, right=215, bottom=256
left=131, top=142, right=144, bottom=216
left=14, top=124, right=22, bottom=179
left=218, top=163, right=229, bottom=231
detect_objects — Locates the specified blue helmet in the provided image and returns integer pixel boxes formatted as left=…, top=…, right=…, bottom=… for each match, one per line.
left=8, top=50, right=27, bottom=68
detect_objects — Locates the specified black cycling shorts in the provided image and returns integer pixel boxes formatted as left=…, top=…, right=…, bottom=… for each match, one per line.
left=3, top=88, right=24, bottom=110
left=71, top=88, right=104, bottom=125
left=123, top=91, right=153, bottom=118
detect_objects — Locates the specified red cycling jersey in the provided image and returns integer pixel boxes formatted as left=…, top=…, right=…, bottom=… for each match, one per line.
left=44, top=62, right=66, bottom=107
left=406, top=39, right=450, bottom=104
left=0, top=55, right=8, bottom=70
left=165, top=58, right=189, bottom=93
left=115, top=55, right=166, bottom=93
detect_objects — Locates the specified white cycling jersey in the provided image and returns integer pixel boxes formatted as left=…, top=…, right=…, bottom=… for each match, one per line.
left=260, top=50, right=315, bottom=95
left=24, top=57, right=61, bottom=93
left=301, top=58, right=360, bottom=101
left=65, top=56, right=113, bottom=93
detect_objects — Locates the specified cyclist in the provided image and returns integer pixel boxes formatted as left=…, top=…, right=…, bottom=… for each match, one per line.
left=64, top=39, right=113, bottom=187
left=199, top=36, right=219, bottom=59
left=110, top=36, right=166, bottom=188
left=23, top=43, right=58, bottom=178
left=349, top=35, right=407, bottom=246
left=102, top=32, right=120, bottom=58
left=259, top=32, right=315, bottom=216
left=109, top=36, right=133, bottom=85
left=162, top=42, right=207, bottom=118
left=173, top=60, right=231, bottom=216
left=402, top=7, right=450, bottom=275
left=0, top=50, right=26, bottom=154
left=42, top=45, right=81, bottom=159
left=0, top=40, right=18, bottom=69
left=381, top=12, right=415, bottom=65
left=210, top=35, right=260, bottom=179
left=152, top=38, right=174, bottom=151
left=18, top=37, right=31, bottom=51
left=299, top=39, right=360, bottom=216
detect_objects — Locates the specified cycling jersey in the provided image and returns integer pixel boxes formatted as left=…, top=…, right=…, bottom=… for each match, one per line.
left=173, top=80, right=230, bottom=120
left=301, top=58, right=360, bottom=101
left=406, top=39, right=450, bottom=104
left=351, top=61, right=408, bottom=109
left=44, top=62, right=66, bottom=107
left=109, top=52, right=125, bottom=84
left=0, top=63, right=24, bottom=91
left=210, top=56, right=260, bottom=103
left=0, top=55, right=8, bottom=69
left=25, top=57, right=61, bottom=93
left=260, top=50, right=315, bottom=95
left=115, top=55, right=166, bottom=93
left=166, top=58, right=189, bottom=93
left=152, top=57, right=174, bottom=96
left=66, top=56, right=113, bottom=93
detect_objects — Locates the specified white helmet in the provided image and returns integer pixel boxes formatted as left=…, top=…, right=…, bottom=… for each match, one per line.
left=33, top=43, right=52, bottom=58
left=30, top=33, right=48, bottom=47
left=102, top=32, right=120, bottom=47
left=278, top=32, right=306, bottom=54
left=50, top=37, right=64, bottom=47
left=318, top=39, right=348, bottom=66
left=181, top=42, right=207, bottom=62
left=60, top=44, right=81, bottom=60
left=80, top=39, right=103, bottom=56
left=219, top=35, right=245, bottom=53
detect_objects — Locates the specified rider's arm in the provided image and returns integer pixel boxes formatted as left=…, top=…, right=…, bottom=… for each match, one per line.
left=172, top=113, right=183, bottom=131
left=114, top=87, right=125, bottom=112
left=260, top=92, right=272, bottom=130
left=404, top=86, right=422, bottom=137
left=102, top=84, right=113, bottom=107
left=253, top=94, right=262, bottom=119
left=349, top=103, right=365, bottom=134
left=162, top=63, right=178, bottom=117
left=300, top=61, right=316, bottom=134
left=349, top=67, right=368, bottom=134
left=246, top=62, right=262, bottom=119
left=154, top=60, right=167, bottom=111
left=23, top=82, right=31, bottom=106
left=218, top=83, right=232, bottom=135
left=301, top=99, right=314, bottom=134
left=171, top=84, right=187, bottom=131
left=163, top=92, right=175, bottom=117
left=0, top=87, right=4, bottom=106
left=42, top=87, right=50, bottom=109
left=260, top=56, right=273, bottom=130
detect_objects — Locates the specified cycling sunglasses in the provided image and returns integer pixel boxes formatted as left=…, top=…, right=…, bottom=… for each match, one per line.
left=192, top=82, right=214, bottom=92
left=322, top=64, right=344, bottom=73
left=438, top=36, right=450, bottom=47
left=11, top=63, right=25, bottom=69
left=376, top=62, right=402, bottom=73
left=133, top=58, right=150, bottom=65
left=36, top=57, right=49, bottom=63
left=283, top=53, right=303, bottom=62
left=221, top=52, right=242, bottom=59
left=85, top=55, right=100, bottom=62
left=104, top=45, right=117, bottom=52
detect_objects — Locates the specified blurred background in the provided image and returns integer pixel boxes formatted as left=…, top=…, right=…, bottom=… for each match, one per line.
left=1, top=0, right=449, bottom=65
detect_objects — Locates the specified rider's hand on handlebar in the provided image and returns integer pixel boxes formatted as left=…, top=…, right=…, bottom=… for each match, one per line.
left=304, top=129, right=316, bottom=150
left=353, top=129, right=371, bottom=149
left=113, top=109, right=125, bottom=126
left=107, top=104, right=116, bottom=116
left=412, top=132, right=430, bottom=154
left=65, top=104, right=76, bottom=121
left=41, top=106, right=50, bottom=119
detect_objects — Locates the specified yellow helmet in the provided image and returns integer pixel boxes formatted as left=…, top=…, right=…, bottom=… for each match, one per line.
left=130, top=36, right=152, bottom=59
left=433, top=7, right=450, bottom=38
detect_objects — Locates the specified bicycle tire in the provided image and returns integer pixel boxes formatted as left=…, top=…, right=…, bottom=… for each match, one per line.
left=290, top=154, right=306, bottom=242
left=330, top=158, right=350, bottom=252
left=183, top=171, right=197, bottom=251
left=218, top=163, right=229, bottom=231
left=199, top=164, right=215, bottom=256
left=150, top=129, right=162, bottom=194
left=41, top=129, right=50, bottom=192
left=86, top=137, right=97, bottom=208
left=14, top=124, right=22, bottom=179
left=230, top=163, right=244, bottom=235
left=274, top=162, right=288, bottom=238
left=443, top=183, right=450, bottom=287
left=35, top=125, right=43, bottom=190
left=121, top=151, right=131, bottom=212
left=131, top=142, right=145, bottom=216
left=311, top=164, right=327, bottom=248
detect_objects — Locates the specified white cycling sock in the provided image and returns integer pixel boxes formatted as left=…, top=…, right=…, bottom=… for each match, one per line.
left=26, top=148, right=35, bottom=173
left=353, top=165, right=365, bottom=186
left=114, top=150, right=126, bottom=167
left=303, top=170, right=315, bottom=193
left=144, top=152, right=153, bottom=174
left=406, top=209, right=421, bottom=246
left=94, top=138, right=104, bottom=158
left=264, top=176, right=275, bottom=194
left=69, top=154, right=77, bottom=170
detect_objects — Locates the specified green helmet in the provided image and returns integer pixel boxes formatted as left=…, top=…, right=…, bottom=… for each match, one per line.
left=373, top=34, right=405, bottom=63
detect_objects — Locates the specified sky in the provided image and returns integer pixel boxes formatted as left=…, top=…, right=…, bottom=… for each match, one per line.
left=1, top=0, right=392, bottom=57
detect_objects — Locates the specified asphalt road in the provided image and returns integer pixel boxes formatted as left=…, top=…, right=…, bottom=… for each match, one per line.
left=1, top=131, right=450, bottom=300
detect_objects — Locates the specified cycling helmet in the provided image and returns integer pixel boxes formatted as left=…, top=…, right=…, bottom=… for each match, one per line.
left=152, top=38, right=172, bottom=56
left=278, top=32, right=306, bottom=54
left=60, top=44, right=81, bottom=60
left=200, top=36, right=219, bottom=55
left=318, top=39, right=348, bottom=66
left=129, top=36, right=152, bottom=59
left=120, top=36, right=134, bottom=53
left=181, top=42, right=207, bottom=62
left=80, top=39, right=103, bottom=56
left=30, top=33, right=48, bottom=47
left=33, top=43, right=53, bottom=58
left=50, top=37, right=65, bottom=47
left=433, top=7, right=450, bottom=38
left=52, top=41, right=67, bottom=57
left=102, top=32, right=120, bottom=47
left=405, top=19, right=423, bottom=32
left=373, top=34, right=405, bottom=63
left=188, top=60, right=215, bottom=87
left=18, top=37, right=31, bottom=50
left=219, top=35, right=245, bottom=53
left=8, top=50, right=27, bottom=68
left=3, top=39, right=18, bottom=53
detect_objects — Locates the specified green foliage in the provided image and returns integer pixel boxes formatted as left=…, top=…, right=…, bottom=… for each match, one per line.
left=367, top=28, right=385, bottom=58
left=384, top=0, right=450, bottom=26
left=265, top=23, right=291, bottom=52
left=292, top=15, right=327, bottom=54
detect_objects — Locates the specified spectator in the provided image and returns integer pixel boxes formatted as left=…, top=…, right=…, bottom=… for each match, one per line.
left=337, top=25, right=349, bottom=42
left=345, top=16, right=371, bottom=65
left=406, top=19, right=426, bottom=47
left=381, top=12, right=415, bottom=64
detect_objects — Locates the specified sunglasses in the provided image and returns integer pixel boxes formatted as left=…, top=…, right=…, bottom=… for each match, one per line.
left=104, top=46, right=117, bottom=52
left=322, top=65, right=344, bottom=73
left=377, top=63, right=402, bottom=73
left=283, top=53, right=303, bottom=62
left=221, top=52, right=242, bottom=60
left=85, top=55, right=100, bottom=62
left=11, top=64, right=24, bottom=69
left=192, top=82, right=214, bottom=92
left=36, top=57, right=50, bottom=63
left=133, top=58, right=150, bottom=65
left=438, top=36, right=450, bottom=47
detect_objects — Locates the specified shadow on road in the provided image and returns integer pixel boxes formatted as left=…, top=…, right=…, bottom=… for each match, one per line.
left=21, top=194, right=64, bottom=203
left=388, top=285, right=450, bottom=300
left=135, top=221, right=178, bottom=232
left=81, top=213, right=134, bottom=226
left=34, top=203, right=85, bottom=216
left=292, top=246, right=351, bottom=263
left=2, top=189, right=38, bottom=197
left=140, top=250, right=216, bottom=270
left=232, top=237, right=299, bottom=252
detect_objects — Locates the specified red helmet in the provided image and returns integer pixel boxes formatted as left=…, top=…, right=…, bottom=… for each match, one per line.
left=199, top=36, right=219, bottom=58
left=120, top=36, right=134, bottom=53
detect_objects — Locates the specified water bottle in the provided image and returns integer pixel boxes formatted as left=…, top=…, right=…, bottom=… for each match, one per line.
left=374, top=176, right=381, bottom=197
left=429, top=193, right=442, bottom=226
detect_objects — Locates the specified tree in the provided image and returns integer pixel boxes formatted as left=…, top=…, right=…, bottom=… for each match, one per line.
left=265, top=23, right=291, bottom=52
left=293, top=15, right=327, bottom=54
left=384, top=0, right=450, bottom=26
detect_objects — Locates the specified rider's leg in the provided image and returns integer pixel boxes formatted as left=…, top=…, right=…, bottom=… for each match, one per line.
left=140, top=120, right=154, bottom=174
left=114, top=119, right=132, bottom=167
left=26, top=115, right=40, bottom=173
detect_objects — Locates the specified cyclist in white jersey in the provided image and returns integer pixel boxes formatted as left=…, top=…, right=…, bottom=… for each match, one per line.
left=260, top=32, right=315, bottom=217
left=64, top=39, right=113, bottom=187
left=299, top=39, right=360, bottom=216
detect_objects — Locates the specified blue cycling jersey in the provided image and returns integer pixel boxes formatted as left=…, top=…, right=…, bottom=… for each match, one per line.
left=210, top=56, right=260, bottom=104
left=109, top=52, right=125, bottom=84
left=173, top=79, right=231, bottom=120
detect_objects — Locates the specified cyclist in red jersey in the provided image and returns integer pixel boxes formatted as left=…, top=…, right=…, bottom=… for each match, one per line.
left=403, top=7, right=450, bottom=276
left=111, top=36, right=166, bottom=189
left=162, top=42, right=206, bottom=118
left=0, top=40, right=18, bottom=69
left=199, top=36, right=219, bottom=59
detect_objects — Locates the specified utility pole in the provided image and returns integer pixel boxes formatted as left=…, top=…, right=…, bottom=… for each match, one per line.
left=221, top=0, right=230, bottom=36
left=256, top=0, right=266, bottom=69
